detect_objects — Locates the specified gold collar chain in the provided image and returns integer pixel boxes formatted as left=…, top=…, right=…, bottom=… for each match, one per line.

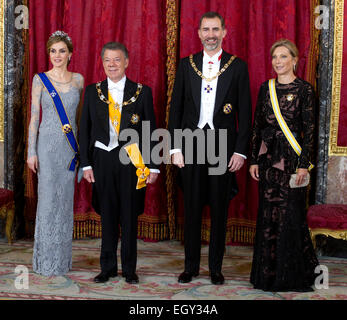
left=96, top=82, right=143, bottom=106
left=189, top=54, right=236, bottom=82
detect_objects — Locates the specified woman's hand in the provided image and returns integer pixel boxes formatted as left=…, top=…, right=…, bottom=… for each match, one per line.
left=295, top=168, right=308, bottom=186
left=249, top=164, right=259, bottom=181
left=27, top=156, right=38, bottom=173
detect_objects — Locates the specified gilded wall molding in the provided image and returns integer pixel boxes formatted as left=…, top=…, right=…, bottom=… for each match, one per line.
left=165, top=0, right=179, bottom=240
left=0, top=0, right=5, bottom=142
left=329, top=0, right=347, bottom=156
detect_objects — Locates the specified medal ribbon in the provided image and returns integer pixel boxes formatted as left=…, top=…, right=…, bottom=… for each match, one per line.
left=108, top=92, right=121, bottom=135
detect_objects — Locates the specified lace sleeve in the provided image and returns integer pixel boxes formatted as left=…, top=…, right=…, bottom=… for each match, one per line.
left=78, top=73, right=84, bottom=92
left=71, top=72, right=84, bottom=92
left=27, top=74, right=43, bottom=158
left=250, top=83, right=266, bottom=165
left=298, top=83, right=315, bottom=169
left=74, top=73, right=85, bottom=130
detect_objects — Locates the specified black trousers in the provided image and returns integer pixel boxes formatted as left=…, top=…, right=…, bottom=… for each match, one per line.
left=180, top=127, right=231, bottom=273
left=92, top=147, right=138, bottom=275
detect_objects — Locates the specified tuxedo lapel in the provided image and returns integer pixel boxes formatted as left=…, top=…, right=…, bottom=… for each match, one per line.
left=96, top=79, right=110, bottom=131
left=214, top=51, right=234, bottom=115
left=188, top=52, right=203, bottom=113
left=119, top=78, right=136, bottom=132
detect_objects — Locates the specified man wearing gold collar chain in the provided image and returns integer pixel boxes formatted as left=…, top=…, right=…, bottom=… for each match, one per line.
left=79, top=42, right=159, bottom=284
left=168, top=12, right=252, bottom=285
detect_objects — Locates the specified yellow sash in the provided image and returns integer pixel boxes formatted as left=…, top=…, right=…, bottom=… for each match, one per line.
left=124, top=143, right=150, bottom=189
left=268, top=79, right=314, bottom=171
left=108, top=92, right=121, bottom=134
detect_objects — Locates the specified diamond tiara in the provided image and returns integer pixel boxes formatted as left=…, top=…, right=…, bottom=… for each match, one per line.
left=49, top=30, right=72, bottom=43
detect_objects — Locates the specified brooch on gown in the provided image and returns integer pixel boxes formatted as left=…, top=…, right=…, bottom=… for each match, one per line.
left=286, top=94, right=294, bottom=101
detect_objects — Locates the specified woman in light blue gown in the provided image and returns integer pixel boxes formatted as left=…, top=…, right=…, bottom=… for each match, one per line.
left=27, top=31, right=84, bottom=276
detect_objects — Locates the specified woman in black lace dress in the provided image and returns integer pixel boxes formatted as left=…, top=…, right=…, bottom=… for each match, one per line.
left=249, top=39, right=319, bottom=292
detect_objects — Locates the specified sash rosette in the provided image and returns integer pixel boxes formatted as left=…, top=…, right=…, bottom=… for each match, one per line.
left=124, top=143, right=150, bottom=189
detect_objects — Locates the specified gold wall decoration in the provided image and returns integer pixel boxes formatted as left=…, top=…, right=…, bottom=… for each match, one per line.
left=165, top=0, right=179, bottom=240
left=329, top=0, right=347, bottom=156
left=0, top=0, right=5, bottom=142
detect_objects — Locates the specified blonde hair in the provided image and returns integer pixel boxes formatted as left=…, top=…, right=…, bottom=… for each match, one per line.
left=270, top=39, right=298, bottom=58
left=270, top=39, right=299, bottom=72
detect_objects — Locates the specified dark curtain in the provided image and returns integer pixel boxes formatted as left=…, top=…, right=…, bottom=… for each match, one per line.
left=25, top=0, right=319, bottom=244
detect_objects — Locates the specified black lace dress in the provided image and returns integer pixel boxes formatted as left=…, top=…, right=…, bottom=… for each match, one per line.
left=249, top=78, right=319, bottom=292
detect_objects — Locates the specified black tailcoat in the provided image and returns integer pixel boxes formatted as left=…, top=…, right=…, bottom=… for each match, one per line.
left=168, top=50, right=252, bottom=273
left=79, top=78, right=158, bottom=216
left=79, top=77, right=158, bottom=274
left=168, top=50, right=252, bottom=200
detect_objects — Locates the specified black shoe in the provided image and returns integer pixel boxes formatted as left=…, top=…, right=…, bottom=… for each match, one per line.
left=178, top=271, right=199, bottom=283
left=93, top=268, right=118, bottom=283
left=210, top=271, right=224, bottom=285
left=123, top=273, right=139, bottom=284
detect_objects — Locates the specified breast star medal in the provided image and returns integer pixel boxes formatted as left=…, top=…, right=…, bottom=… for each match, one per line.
left=130, top=114, right=140, bottom=124
left=223, top=103, right=232, bottom=114
left=286, top=94, right=294, bottom=101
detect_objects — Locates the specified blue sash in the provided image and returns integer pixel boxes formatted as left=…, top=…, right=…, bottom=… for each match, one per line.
left=38, top=73, right=78, bottom=171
